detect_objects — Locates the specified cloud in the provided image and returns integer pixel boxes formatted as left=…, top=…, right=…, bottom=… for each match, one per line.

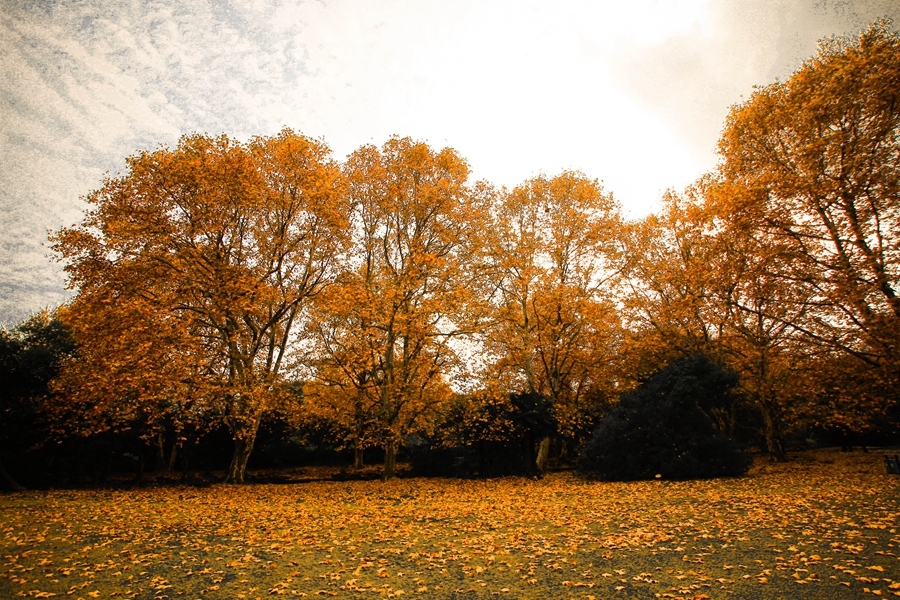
left=610, top=0, right=900, bottom=169
left=0, top=0, right=317, bottom=323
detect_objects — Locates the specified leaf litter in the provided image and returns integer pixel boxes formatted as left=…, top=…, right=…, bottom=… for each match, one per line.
left=1, top=449, right=898, bottom=599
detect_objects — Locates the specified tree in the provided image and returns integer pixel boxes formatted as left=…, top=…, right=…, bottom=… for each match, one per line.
left=52, top=129, right=348, bottom=483
left=577, top=354, right=752, bottom=481
left=0, top=310, right=74, bottom=490
left=716, top=252, right=803, bottom=460
left=623, top=183, right=815, bottom=460
left=307, top=137, right=482, bottom=479
left=710, top=199, right=817, bottom=461
left=304, top=282, right=384, bottom=469
left=718, top=21, right=900, bottom=410
left=620, top=184, right=728, bottom=383
left=482, top=172, right=623, bottom=468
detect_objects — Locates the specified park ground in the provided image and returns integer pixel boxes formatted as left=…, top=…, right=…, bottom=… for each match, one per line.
left=1, top=448, right=899, bottom=599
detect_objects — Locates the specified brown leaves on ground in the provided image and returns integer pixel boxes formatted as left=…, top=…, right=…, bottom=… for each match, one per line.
left=1, top=449, right=898, bottom=599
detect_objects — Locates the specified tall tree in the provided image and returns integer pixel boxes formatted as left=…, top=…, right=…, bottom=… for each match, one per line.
left=718, top=22, right=900, bottom=396
left=709, top=192, right=816, bottom=460
left=307, top=137, right=482, bottom=479
left=623, top=183, right=806, bottom=459
left=52, top=129, right=348, bottom=483
left=718, top=22, right=900, bottom=426
left=482, top=172, right=623, bottom=467
left=621, top=185, right=727, bottom=381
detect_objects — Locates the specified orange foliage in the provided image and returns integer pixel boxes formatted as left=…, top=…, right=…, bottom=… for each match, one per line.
left=305, top=137, right=484, bottom=478
left=52, top=130, right=349, bottom=482
left=479, top=172, right=624, bottom=441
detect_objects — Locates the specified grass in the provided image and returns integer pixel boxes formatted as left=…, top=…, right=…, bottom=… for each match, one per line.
left=1, top=448, right=899, bottom=599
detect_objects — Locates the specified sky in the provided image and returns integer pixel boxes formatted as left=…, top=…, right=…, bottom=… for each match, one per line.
left=1, top=0, right=898, bottom=325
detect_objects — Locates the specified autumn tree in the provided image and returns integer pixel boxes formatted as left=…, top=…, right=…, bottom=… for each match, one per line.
left=52, top=129, right=348, bottom=483
left=481, top=172, right=623, bottom=469
left=708, top=187, right=817, bottom=460
left=621, top=184, right=727, bottom=384
left=306, top=137, right=484, bottom=479
left=624, top=183, right=811, bottom=459
left=303, top=285, right=383, bottom=469
left=717, top=21, right=900, bottom=417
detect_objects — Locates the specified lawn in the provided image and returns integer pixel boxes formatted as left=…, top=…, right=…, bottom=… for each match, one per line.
left=2, top=448, right=898, bottom=599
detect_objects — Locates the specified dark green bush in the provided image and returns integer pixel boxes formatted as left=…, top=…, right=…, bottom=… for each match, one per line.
left=409, top=391, right=554, bottom=478
left=577, top=354, right=752, bottom=481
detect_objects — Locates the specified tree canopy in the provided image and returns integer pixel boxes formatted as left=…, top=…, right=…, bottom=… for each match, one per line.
left=31, top=21, right=900, bottom=482
left=51, top=129, right=349, bottom=483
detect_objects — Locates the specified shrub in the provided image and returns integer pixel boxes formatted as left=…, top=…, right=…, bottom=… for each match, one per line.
left=409, top=392, right=554, bottom=478
left=577, top=354, right=752, bottom=481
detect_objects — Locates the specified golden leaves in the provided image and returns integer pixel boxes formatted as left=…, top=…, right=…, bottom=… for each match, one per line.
left=50, top=130, right=353, bottom=481
left=1, top=450, right=897, bottom=598
left=306, top=138, right=478, bottom=478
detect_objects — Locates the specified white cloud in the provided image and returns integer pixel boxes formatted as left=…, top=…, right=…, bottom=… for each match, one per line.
left=610, top=0, right=900, bottom=180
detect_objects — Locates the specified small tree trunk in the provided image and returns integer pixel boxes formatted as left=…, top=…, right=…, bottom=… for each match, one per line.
left=535, top=437, right=551, bottom=473
left=155, top=431, right=166, bottom=470
left=478, top=440, right=485, bottom=477
left=167, top=442, right=179, bottom=471
left=838, top=429, right=853, bottom=452
left=524, top=431, right=536, bottom=473
left=180, top=438, right=194, bottom=481
left=382, top=441, right=398, bottom=481
left=353, top=445, right=365, bottom=470
left=131, top=452, right=145, bottom=487
left=99, top=449, right=113, bottom=484
left=760, top=403, right=786, bottom=462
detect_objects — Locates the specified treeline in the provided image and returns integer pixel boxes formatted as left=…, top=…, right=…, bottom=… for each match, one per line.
left=2, top=23, right=898, bottom=488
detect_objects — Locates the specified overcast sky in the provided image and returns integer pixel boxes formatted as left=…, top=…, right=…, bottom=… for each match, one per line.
left=1, top=0, right=898, bottom=325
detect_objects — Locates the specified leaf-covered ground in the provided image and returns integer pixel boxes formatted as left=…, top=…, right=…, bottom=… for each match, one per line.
left=2, top=449, right=899, bottom=599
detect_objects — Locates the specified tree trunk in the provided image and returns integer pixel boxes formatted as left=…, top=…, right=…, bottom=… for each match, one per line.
left=353, top=445, right=365, bottom=470
left=225, top=415, right=261, bottom=484
left=130, top=452, right=145, bottom=487
left=0, top=456, right=25, bottom=492
left=155, top=431, right=166, bottom=470
left=759, top=402, right=786, bottom=462
left=226, top=436, right=256, bottom=483
left=838, top=428, right=853, bottom=452
left=180, top=438, right=195, bottom=481
left=382, top=441, right=399, bottom=481
left=525, top=431, right=536, bottom=473
left=167, top=442, right=179, bottom=471
left=98, top=448, right=114, bottom=484
left=535, top=437, right=551, bottom=474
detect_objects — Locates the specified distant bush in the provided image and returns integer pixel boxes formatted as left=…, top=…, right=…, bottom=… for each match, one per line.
left=409, top=391, right=554, bottom=478
left=577, top=354, right=752, bottom=481
left=1, top=311, right=75, bottom=490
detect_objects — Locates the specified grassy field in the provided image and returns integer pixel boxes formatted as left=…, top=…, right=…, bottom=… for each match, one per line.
left=2, top=448, right=899, bottom=599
